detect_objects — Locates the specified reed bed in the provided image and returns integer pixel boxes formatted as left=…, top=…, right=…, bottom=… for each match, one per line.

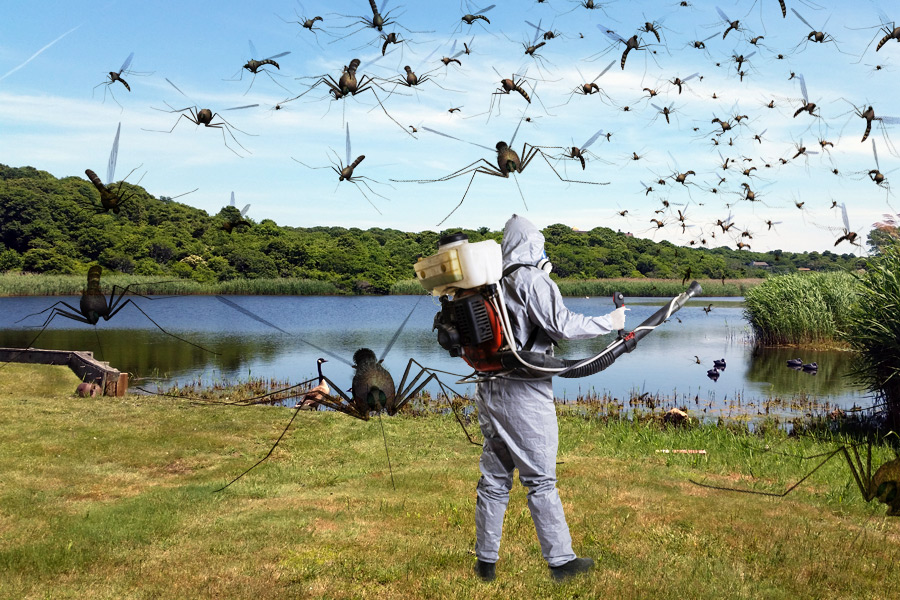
left=0, top=273, right=340, bottom=296
left=743, top=271, right=856, bottom=347
left=391, top=278, right=761, bottom=297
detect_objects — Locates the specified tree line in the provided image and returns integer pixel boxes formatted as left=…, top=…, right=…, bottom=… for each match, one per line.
left=0, top=164, right=865, bottom=294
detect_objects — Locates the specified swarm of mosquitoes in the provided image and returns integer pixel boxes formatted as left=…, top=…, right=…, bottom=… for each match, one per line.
left=5, top=0, right=900, bottom=511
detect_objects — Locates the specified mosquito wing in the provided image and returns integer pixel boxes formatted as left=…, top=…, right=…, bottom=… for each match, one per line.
left=118, top=52, right=134, bottom=75
left=214, top=296, right=352, bottom=366
left=582, top=128, right=605, bottom=150
left=682, top=72, right=700, bottom=83
left=840, top=202, right=851, bottom=230
left=165, top=77, right=189, bottom=99
left=651, top=103, right=664, bottom=112
left=873, top=138, right=881, bottom=170
left=797, top=73, right=809, bottom=103
left=715, top=6, right=731, bottom=24
left=790, top=8, right=815, bottom=31
left=476, top=3, right=496, bottom=16
left=531, top=18, right=543, bottom=44
left=224, top=103, right=259, bottom=110
left=597, top=24, right=625, bottom=44
left=379, top=295, right=425, bottom=362
left=879, top=116, right=900, bottom=125
left=248, top=40, right=258, bottom=58
left=421, top=127, right=495, bottom=151
left=593, top=60, right=616, bottom=82
left=240, top=204, right=251, bottom=217
left=107, top=122, right=121, bottom=184
left=265, top=51, right=291, bottom=61
left=230, top=191, right=236, bottom=207
left=346, top=122, right=351, bottom=166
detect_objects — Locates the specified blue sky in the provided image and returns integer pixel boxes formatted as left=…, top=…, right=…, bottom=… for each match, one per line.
left=2, top=0, right=899, bottom=252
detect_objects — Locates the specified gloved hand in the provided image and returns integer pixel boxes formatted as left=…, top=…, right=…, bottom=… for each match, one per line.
left=608, top=306, right=628, bottom=331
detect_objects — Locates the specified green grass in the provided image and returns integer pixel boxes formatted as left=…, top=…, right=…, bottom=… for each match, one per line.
left=1, top=365, right=899, bottom=599
left=743, top=271, right=857, bottom=347
left=0, top=273, right=340, bottom=296
left=390, top=277, right=761, bottom=297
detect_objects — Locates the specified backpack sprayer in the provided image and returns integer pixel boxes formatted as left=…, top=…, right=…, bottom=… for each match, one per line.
left=415, top=233, right=702, bottom=382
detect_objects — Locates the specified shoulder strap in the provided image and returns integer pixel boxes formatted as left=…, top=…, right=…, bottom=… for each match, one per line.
left=500, top=263, right=557, bottom=351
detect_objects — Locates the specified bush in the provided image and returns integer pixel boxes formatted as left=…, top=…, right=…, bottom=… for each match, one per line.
left=842, top=242, right=900, bottom=427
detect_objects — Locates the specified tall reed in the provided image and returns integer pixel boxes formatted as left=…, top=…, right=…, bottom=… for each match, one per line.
left=743, top=271, right=856, bottom=346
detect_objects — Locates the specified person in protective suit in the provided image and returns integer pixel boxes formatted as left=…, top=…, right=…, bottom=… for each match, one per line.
left=474, top=215, right=627, bottom=583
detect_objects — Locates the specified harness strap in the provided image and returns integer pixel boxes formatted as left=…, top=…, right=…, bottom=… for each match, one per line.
left=500, top=263, right=556, bottom=351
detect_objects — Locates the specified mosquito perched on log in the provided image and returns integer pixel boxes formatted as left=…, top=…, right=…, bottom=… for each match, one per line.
left=144, top=78, right=258, bottom=157
left=393, top=113, right=608, bottom=225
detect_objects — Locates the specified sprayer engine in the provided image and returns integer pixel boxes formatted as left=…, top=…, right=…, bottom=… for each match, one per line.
left=433, top=285, right=508, bottom=372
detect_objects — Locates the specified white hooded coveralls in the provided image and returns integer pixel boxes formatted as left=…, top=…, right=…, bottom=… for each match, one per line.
left=475, top=215, right=616, bottom=567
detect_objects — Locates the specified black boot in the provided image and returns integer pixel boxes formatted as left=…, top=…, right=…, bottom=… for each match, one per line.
left=550, top=557, right=594, bottom=581
left=475, top=560, right=496, bottom=582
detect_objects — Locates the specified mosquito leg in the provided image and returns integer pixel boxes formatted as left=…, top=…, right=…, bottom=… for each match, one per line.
left=437, top=170, right=479, bottom=226
left=108, top=299, right=219, bottom=355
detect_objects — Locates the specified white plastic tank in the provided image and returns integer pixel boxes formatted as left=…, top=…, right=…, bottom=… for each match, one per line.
left=414, top=233, right=502, bottom=296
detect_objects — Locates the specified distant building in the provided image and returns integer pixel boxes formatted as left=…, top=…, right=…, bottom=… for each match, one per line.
left=750, top=261, right=770, bottom=268
left=798, top=267, right=812, bottom=271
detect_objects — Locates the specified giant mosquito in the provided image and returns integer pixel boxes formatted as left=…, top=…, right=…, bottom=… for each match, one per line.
left=393, top=111, right=608, bottom=225
left=5, top=266, right=217, bottom=370
left=208, top=295, right=478, bottom=492
left=292, top=122, right=391, bottom=214
left=83, top=122, right=142, bottom=215
left=144, top=78, right=258, bottom=157
left=226, top=40, right=291, bottom=94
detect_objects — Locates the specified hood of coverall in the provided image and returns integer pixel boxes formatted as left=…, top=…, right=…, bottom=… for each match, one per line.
left=501, top=214, right=545, bottom=267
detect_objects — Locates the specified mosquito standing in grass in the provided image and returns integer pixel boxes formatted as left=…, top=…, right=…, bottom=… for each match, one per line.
left=206, top=295, right=478, bottom=492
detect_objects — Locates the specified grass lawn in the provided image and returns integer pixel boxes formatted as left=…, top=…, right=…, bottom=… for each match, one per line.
left=1, top=364, right=898, bottom=599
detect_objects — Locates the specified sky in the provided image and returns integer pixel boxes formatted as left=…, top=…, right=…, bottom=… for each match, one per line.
left=2, top=0, right=900, bottom=253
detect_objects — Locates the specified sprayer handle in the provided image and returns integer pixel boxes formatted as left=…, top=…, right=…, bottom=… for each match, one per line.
left=613, top=291, right=625, bottom=309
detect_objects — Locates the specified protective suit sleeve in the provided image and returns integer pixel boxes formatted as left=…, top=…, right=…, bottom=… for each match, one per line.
left=524, top=274, right=615, bottom=342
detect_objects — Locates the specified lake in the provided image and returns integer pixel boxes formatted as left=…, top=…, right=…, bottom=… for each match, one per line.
left=0, top=294, right=870, bottom=419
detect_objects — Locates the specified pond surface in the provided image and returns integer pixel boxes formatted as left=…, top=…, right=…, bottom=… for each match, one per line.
left=0, top=294, right=870, bottom=419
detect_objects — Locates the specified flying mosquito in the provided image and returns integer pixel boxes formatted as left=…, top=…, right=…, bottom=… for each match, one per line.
left=209, top=295, right=477, bottom=491
left=278, top=1, right=330, bottom=42
left=286, top=57, right=411, bottom=135
left=594, top=24, right=656, bottom=70
left=83, top=122, right=142, bottom=215
left=393, top=114, right=609, bottom=225
left=553, top=60, right=617, bottom=107
left=292, top=122, right=391, bottom=214
left=221, top=192, right=252, bottom=234
left=93, top=52, right=148, bottom=109
left=9, top=266, right=217, bottom=366
left=227, top=40, right=291, bottom=94
left=456, top=2, right=495, bottom=32
left=331, top=0, right=428, bottom=41
left=791, top=73, right=819, bottom=119
left=790, top=8, right=846, bottom=53
left=830, top=202, right=861, bottom=247
left=543, top=128, right=613, bottom=170
left=144, top=78, right=258, bottom=157
left=839, top=99, right=900, bottom=153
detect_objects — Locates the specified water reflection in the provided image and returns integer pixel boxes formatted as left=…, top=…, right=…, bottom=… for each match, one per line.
left=0, top=295, right=869, bottom=416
